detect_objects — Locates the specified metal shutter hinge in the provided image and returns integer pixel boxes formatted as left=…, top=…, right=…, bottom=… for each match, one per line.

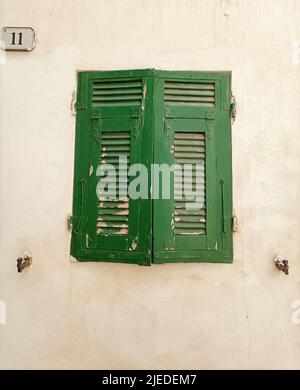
left=67, top=215, right=73, bottom=230
left=67, top=215, right=79, bottom=231
left=230, top=95, right=236, bottom=121
left=232, top=215, right=239, bottom=232
left=71, top=91, right=76, bottom=115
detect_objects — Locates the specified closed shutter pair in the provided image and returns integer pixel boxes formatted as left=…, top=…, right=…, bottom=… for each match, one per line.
left=71, top=69, right=233, bottom=265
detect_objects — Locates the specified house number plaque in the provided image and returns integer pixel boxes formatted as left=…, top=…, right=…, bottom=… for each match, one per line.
left=1, top=27, right=36, bottom=51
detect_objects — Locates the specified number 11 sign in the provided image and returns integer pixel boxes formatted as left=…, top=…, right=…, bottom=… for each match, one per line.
left=1, top=27, right=36, bottom=51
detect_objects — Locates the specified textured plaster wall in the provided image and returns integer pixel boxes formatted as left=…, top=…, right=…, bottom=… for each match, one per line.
left=0, top=0, right=300, bottom=369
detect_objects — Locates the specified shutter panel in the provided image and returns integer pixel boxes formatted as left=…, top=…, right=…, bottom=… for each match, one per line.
left=153, top=71, right=232, bottom=263
left=71, top=70, right=153, bottom=265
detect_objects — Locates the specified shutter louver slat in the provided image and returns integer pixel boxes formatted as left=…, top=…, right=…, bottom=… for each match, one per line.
left=173, top=132, right=206, bottom=236
left=164, top=81, right=215, bottom=107
left=92, top=80, right=143, bottom=106
left=97, top=131, right=130, bottom=235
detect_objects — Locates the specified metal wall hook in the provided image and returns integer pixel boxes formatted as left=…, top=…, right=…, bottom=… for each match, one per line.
left=17, top=252, right=32, bottom=273
left=275, top=255, right=289, bottom=275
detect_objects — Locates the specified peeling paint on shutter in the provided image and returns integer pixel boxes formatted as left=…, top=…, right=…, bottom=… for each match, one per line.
left=97, top=131, right=130, bottom=235
left=164, top=81, right=215, bottom=107
left=173, top=132, right=206, bottom=235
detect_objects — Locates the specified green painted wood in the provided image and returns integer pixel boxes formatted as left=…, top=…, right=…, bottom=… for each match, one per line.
left=152, top=72, right=233, bottom=263
left=71, top=71, right=153, bottom=265
left=71, top=70, right=233, bottom=264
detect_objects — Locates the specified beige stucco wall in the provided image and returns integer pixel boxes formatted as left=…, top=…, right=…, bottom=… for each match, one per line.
left=0, top=0, right=300, bottom=369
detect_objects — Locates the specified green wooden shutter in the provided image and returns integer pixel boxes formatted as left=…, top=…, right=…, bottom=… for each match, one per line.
left=152, top=71, right=233, bottom=263
left=71, top=69, right=232, bottom=265
left=71, top=70, right=153, bottom=265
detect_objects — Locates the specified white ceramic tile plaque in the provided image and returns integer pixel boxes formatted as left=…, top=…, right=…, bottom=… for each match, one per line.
left=1, top=27, right=36, bottom=51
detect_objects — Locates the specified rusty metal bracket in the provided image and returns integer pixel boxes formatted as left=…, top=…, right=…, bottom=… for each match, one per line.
left=275, top=255, right=289, bottom=275
left=230, top=95, right=236, bottom=121
left=17, top=252, right=32, bottom=273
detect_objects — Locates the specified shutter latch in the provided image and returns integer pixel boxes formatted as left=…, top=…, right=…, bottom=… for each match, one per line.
left=230, top=95, right=236, bottom=121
